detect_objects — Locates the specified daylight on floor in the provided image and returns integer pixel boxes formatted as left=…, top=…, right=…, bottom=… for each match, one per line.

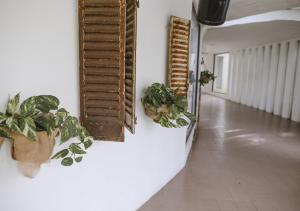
left=0, top=0, right=300, bottom=211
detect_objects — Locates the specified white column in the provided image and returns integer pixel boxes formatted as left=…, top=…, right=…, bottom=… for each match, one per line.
left=282, top=40, right=299, bottom=119
left=253, top=46, right=264, bottom=109
left=232, top=51, right=240, bottom=102
left=227, top=52, right=234, bottom=100
left=274, top=41, right=289, bottom=116
left=266, top=43, right=280, bottom=113
left=247, top=48, right=256, bottom=107
left=231, top=52, right=238, bottom=101
left=291, top=41, right=300, bottom=122
left=235, top=50, right=243, bottom=103
left=259, top=45, right=271, bottom=111
left=241, top=49, right=250, bottom=105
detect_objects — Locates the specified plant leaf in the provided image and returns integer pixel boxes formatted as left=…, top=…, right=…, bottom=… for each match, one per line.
left=54, top=108, right=69, bottom=127
left=75, top=156, right=83, bottom=163
left=35, top=95, right=60, bottom=112
left=51, top=149, right=69, bottom=159
left=6, top=117, right=22, bottom=134
left=78, top=126, right=89, bottom=140
left=6, top=93, right=20, bottom=115
left=34, top=114, right=56, bottom=135
left=20, top=97, right=36, bottom=117
left=169, top=104, right=180, bottom=119
left=69, top=143, right=86, bottom=154
left=0, top=127, right=11, bottom=139
left=176, top=118, right=189, bottom=127
left=60, top=116, right=79, bottom=144
left=61, top=157, right=73, bottom=166
left=83, top=137, right=93, bottom=149
left=0, top=112, right=7, bottom=122
left=184, top=111, right=196, bottom=121
left=19, top=117, right=37, bottom=141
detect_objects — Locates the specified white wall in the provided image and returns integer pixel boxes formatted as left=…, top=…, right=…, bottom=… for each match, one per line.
left=0, top=0, right=193, bottom=211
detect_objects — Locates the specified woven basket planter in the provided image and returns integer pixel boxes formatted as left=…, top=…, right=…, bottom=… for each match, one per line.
left=144, top=104, right=170, bottom=120
left=11, top=130, right=58, bottom=178
left=0, top=137, right=4, bottom=150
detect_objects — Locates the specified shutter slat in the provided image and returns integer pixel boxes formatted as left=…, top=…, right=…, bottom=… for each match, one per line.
left=84, top=0, right=120, bottom=7
left=84, top=33, right=119, bottom=42
left=84, top=42, right=119, bottom=51
left=84, top=16, right=120, bottom=25
left=84, top=84, right=119, bottom=93
left=86, top=100, right=120, bottom=109
left=84, top=68, right=120, bottom=76
left=84, top=51, right=119, bottom=59
left=124, top=0, right=137, bottom=133
left=80, top=0, right=125, bottom=141
left=85, top=59, right=120, bottom=68
left=84, top=7, right=120, bottom=16
left=86, top=92, right=119, bottom=101
left=85, top=75, right=119, bottom=84
left=84, top=25, right=119, bottom=33
left=168, top=16, right=191, bottom=96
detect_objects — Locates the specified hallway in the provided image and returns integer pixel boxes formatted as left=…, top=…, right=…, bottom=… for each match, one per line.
left=140, top=95, right=300, bottom=211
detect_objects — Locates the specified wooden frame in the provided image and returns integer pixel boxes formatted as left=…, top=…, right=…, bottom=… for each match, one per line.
left=124, top=0, right=138, bottom=133
left=167, top=16, right=191, bottom=96
left=79, top=0, right=126, bottom=141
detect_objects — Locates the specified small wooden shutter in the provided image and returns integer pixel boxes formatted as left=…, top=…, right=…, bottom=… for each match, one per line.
left=168, top=16, right=191, bottom=96
left=79, top=0, right=126, bottom=141
left=124, top=0, right=137, bottom=133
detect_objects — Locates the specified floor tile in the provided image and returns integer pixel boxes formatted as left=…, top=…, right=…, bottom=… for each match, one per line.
left=139, top=95, right=300, bottom=211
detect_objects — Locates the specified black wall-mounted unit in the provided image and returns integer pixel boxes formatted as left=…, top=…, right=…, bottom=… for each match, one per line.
left=197, top=0, right=230, bottom=26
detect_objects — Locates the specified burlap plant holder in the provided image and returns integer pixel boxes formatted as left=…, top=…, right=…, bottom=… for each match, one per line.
left=11, top=129, right=59, bottom=178
left=144, top=105, right=170, bottom=120
left=0, top=137, right=4, bottom=150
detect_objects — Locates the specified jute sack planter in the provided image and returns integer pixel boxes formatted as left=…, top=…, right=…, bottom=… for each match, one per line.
left=0, top=137, right=4, bottom=150
left=144, top=104, right=170, bottom=120
left=11, top=129, right=59, bottom=178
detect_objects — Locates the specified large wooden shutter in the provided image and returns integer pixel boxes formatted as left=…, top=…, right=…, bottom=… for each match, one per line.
left=79, top=0, right=126, bottom=141
left=124, top=0, right=137, bottom=133
left=168, top=16, right=191, bottom=96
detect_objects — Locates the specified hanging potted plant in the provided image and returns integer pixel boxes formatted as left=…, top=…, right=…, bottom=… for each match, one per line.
left=0, top=94, right=94, bottom=178
left=199, top=70, right=217, bottom=87
left=142, top=83, right=195, bottom=128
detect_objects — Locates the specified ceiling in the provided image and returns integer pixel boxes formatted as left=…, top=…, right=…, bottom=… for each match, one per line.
left=193, top=0, right=300, bottom=20
left=227, top=0, right=300, bottom=20
left=203, top=20, right=300, bottom=53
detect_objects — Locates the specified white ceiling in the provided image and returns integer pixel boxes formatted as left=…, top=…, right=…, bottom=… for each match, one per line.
left=203, top=20, right=300, bottom=53
left=227, top=0, right=300, bottom=20
left=193, top=0, right=300, bottom=20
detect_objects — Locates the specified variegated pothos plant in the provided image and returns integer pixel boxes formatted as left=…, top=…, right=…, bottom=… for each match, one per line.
left=0, top=94, right=94, bottom=166
left=142, top=83, right=196, bottom=128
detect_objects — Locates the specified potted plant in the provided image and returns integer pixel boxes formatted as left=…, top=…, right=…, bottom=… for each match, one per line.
left=0, top=94, right=93, bottom=178
left=142, top=83, right=195, bottom=128
left=199, top=70, right=216, bottom=87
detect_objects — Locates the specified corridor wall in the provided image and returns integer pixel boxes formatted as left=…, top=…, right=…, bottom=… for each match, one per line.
left=228, top=39, right=300, bottom=122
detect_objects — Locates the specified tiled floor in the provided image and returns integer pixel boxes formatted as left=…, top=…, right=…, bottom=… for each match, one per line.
left=139, top=95, right=300, bottom=211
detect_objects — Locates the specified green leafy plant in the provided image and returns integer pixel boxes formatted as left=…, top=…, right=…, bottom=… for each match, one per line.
left=199, top=70, right=217, bottom=87
left=0, top=94, right=93, bottom=166
left=142, top=83, right=195, bottom=128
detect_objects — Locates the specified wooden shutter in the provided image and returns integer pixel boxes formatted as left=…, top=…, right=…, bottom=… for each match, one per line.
left=124, top=0, right=137, bottom=133
left=79, top=0, right=126, bottom=141
left=167, top=16, right=191, bottom=96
